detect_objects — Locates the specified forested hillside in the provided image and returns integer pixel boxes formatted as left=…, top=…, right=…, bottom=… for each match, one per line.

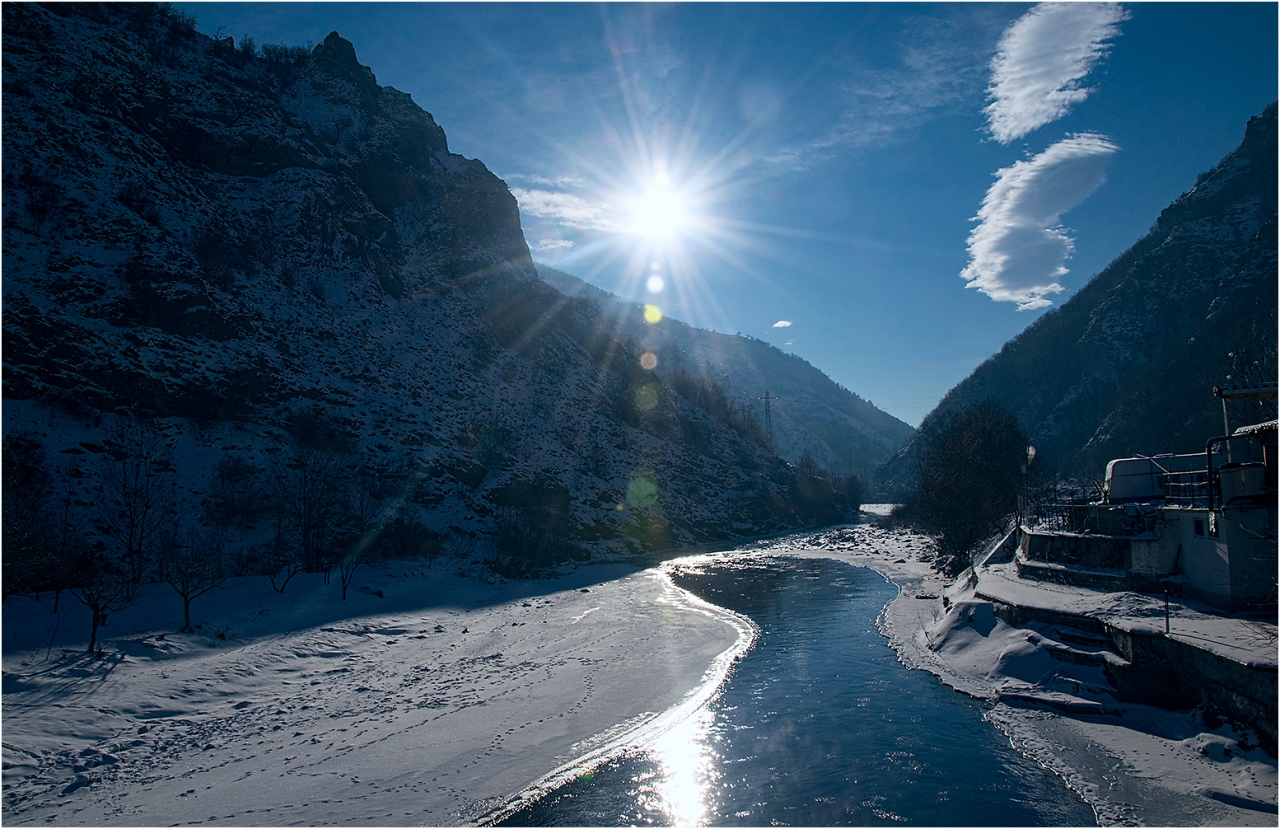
left=536, top=264, right=914, bottom=481
left=2, top=3, right=861, bottom=601
left=879, top=104, right=1278, bottom=495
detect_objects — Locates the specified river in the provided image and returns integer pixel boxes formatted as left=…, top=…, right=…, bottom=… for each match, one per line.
left=497, top=555, right=1095, bottom=826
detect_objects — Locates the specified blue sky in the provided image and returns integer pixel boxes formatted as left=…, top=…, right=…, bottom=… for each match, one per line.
left=177, top=3, right=1277, bottom=427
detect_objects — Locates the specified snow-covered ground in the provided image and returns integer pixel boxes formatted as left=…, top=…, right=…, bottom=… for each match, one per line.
left=1, top=563, right=749, bottom=825
left=3, top=514, right=1275, bottom=826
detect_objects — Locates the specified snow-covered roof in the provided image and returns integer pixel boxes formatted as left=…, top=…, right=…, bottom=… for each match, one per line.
left=1232, top=419, right=1278, bottom=436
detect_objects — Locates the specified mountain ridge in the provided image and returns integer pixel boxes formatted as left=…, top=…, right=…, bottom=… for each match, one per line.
left=534, top=263, right=915, bottom=480
left=879, top=103, right=1278, bottom=494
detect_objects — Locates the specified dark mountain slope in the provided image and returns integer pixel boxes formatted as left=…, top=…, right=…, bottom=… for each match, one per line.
left=536, top=264, right=915, bottom=480
left=2, top=3, right=840, bottom=569
left=880, top=104, right=1277, bottom=492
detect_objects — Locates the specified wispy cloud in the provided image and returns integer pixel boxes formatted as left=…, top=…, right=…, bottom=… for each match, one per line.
left=985, top=3, right=1128, bottom=144
left=772, top=320, right=792, bottom=328
left=505, top=173, right=589, bottom=189
left=534, top=239, right=575, bottom=253
left=510, top=188, right=620, bottom=232
left=961, top=134, right=1118, bottom=310
left=765, top=9, right=1003, bottom=172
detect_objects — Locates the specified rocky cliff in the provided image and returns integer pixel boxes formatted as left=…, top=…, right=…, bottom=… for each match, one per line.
left=2, top=3, right=855, bottom=571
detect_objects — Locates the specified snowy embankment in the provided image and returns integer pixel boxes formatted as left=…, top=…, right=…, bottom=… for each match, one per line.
left=4, top=516, right=1275, bottom=827
left=2, top=563, right=750, bottom=826
left=773, top=516, right=1277, bottom=827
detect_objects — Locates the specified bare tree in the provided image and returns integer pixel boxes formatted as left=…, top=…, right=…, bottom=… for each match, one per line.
left=157, top=523, right=233, bottom=632
left=334, top=459, right=404, bottom=599
left=203, top=456, right=264, bottom=530
left=69, top=540, right=142, bottom=654
left=336, top=538, right=371, bottom=600
left=43, top=473, right=92, bottom=613
left=254, top=522, right=304, bottom=594
left=97, top=423, right=177, bottom=586
left=269, top=444, right=348, bottom=576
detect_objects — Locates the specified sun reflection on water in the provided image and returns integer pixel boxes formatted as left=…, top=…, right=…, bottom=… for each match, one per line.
left=645, top=703, right=718, bottom=825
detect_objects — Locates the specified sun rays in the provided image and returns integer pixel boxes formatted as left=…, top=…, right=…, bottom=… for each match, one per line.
left=624, top=168, right=693, bottom=242
left=507, top=6, right=886, bottom=342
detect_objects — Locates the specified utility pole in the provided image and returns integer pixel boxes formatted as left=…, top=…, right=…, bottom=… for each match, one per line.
left=763, top=390, right=775, bottom=449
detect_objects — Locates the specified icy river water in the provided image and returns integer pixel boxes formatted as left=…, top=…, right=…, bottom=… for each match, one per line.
left=499, top=556, right=1097, bottom=826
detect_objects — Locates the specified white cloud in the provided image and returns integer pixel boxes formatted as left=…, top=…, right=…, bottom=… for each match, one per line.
left=510, top=188, right=620, bottom=232
left=772, top=320, right=792, bottom=328
left=985, top=3, right=1128, bottom=144
left=505, top=173, right=588, bottom=189
left=763, top=9, right=1002, bottom=172
left=534, top=239, right=575, bottom=252
left=962, top=134, right=1118, bottom=310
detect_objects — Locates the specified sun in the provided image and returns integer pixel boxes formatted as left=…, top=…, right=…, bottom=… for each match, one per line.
left=625, top=171, right=694, bottom=242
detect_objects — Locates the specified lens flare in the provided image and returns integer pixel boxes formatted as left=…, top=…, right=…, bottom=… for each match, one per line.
left=522, top=27, right=840, bottom=340
left=626, top=474, right=658, bottom=507
left=640, top=351, right=658, bottom=370
left=646, top=274, right=665, bottom=293
left=644, top=305, right=663, bottom=324
left=634, top=384, right=659, bottom=412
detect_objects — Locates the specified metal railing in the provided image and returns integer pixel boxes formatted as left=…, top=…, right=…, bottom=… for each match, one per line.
left=1162, top=470, right=1210, bottom=508
left=1024, top=499, right=1158, bottom=536
left=1021, top=431, right=1273, bottom=534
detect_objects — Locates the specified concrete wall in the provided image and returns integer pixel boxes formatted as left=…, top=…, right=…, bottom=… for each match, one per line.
left=1014, top=559, right=1131, bottom=591
left=1128, top=524, right=1178, bottom=575
left=1167, top=506, right=1276, bottom=612
left=1159, top=509, right=1233, bottom=609
left=1104, top=625, right=1277, bottom=756
left=1021, top=531, right=1128, bottom=569
left=1224, top=508, right=1279, bottom=611
left=1026, top=508, right=1276, bottom=612
left=987, top=597, right=1277, bottom=755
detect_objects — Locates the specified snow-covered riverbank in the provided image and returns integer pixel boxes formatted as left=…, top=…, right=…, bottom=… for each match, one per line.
left=2, top=563, right=748, bottom=825
left=4, top=518, right=1275, bottom=826
left=764, top=521, right=1278, bottom=827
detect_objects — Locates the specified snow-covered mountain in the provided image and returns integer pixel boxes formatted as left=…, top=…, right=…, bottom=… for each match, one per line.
left=880, top=103, right=1278, bottom=493
left=1, top=4, right=857, bottom=572
left=535, top=264, right=915, bottom=480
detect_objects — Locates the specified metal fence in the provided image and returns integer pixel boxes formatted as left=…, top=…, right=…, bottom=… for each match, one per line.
left=1024, top=498, right=1158, bottom=536
left=1162, top=470, right=1210, bottom=508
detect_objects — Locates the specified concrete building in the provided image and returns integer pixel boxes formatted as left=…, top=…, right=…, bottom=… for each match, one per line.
left=1018, top=407, right=1277, bottom=613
